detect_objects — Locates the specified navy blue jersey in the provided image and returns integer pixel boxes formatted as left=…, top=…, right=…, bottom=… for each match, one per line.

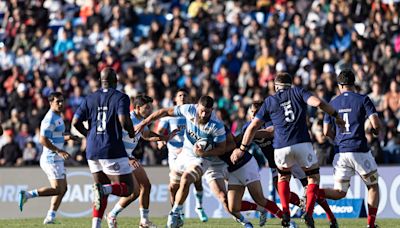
left=74, top=88, right=130, bottom=160
left=324, top=91, right=377, bottom=153
left=242, top=121, right=276, bottom=168
left=219, top=126, right=252, bottom=172
left=256, top=87, right=312, bottom=149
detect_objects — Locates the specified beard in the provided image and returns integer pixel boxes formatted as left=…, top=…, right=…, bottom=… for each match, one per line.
left=197, top=114, right=210, bottom=125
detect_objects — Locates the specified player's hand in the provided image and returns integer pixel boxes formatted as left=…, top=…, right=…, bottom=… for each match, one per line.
left=230, top=148, right=245, bottom=164
left=134, top=123, right=146, bottom=137
left=57, top=150, right=71, bottom=160
left=129, top=158, right=141, bottom=169
left=335, top=117, right=346, bottom=131
left=157, top=141, right=166, bottom=150
left=194, top=143, right=206, bottom=157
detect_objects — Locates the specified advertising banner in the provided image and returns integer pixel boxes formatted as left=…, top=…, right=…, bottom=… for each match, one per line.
left=0, top=166, right=399, bottom=219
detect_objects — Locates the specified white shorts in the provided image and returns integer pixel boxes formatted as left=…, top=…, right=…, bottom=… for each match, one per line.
left=173, top=151, right=210, bottom=174
left=274, top=142, right=318, bottom=169
left=204, top=162, right=228, bottom=183
left=291, top=163, right=307, bottom=179
left=88, top=157, right=132, bottom=175
left=229, top=157, right=261, bottom=186
left=40, top=158, right=66, bottom=180
left=168, top=150, right=179, bottom=171
left=333, top=151, right=378, bottom=181
left=271, top=163, right=306, bottom=180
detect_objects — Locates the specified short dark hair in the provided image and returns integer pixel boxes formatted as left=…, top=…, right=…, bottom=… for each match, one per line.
left=198, top=95, right=214, bottom=108
left=274, top=72, right=292, bottom=86
left=337, top=69, right=355, bottom=85
left=48, top=92, right=63, bottom=102
left=133, top=95, right=153, bottom=107
left=251, top=100, right=263, bottom=110
left=175, top=88, right=188, bottom=96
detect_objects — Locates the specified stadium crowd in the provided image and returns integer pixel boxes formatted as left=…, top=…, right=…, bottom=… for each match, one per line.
left=0, top=0, right=399, bottom=167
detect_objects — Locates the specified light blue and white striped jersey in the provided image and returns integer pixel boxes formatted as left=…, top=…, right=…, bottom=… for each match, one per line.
left=122, top=111, right=149, bottom=157
left=40, top=110, right=65, bottom=163
left=158, top=116, right=186, bottom=153
left=173, top=104, right=226, bottom=161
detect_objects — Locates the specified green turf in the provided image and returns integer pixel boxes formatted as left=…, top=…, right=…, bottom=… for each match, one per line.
left=1, top=218, right=399, bottom=228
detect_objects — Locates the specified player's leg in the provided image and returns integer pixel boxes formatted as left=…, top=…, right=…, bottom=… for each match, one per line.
left=227, top=184, right=253, bottom=228
left=107, top=172, right=140, bottom=228
left=169, top=170, right=181, bottom=205
left=89, top=158, right=133, bottom=228
left=19, top=159, right=67, bottom=214
left=357, top=152, right=380, bottom=228
left=133, top=166, right=156, bottom=227
left=247, top=180, right=284, bottom=219
left=44, top=177, right=68, bottom=224
left=193, top=179, right=206, bottom=219
left=274, top=146, right=295, bottom=227
left=168, top=164, right=203, bottom=228
left=208, top=177, right=229, bottom=215
left=294, top=143, right=320, bottom=228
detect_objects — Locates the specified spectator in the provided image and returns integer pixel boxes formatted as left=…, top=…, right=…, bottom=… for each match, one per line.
left=0, top=129, right=23, bottom=166
left=22, top=141, right=38, bottom=165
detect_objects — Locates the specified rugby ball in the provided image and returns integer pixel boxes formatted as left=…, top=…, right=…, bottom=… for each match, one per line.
left=195, top=138, right=214, bottom=151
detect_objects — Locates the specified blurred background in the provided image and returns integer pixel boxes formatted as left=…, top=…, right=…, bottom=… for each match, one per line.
left=0, top=0, right=399, bottom=167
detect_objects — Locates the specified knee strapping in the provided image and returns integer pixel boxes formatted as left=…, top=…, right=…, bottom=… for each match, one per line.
left=278, top=168, right=291, bottom=175
left=305, top=168, right=320, bottom=176
left=363, top=170, right=379, bottom=186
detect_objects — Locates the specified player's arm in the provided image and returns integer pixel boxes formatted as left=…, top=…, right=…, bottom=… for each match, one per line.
left=39, top=122, right=71, bottom=160
left=255, top=126, right=274, bottom=139
left=119, top=114, right=135, bottom=138
left=231, top=118, right=265, bottom=164
left=142, top=129, right=178, bottom=142
left=155, top=120, right=169, bottom=149
left=307, top=96, right=346, bottom=129
left=196, top=140, right=227, bottom=157
left=135, top=107, right=175, bottom=134
left=72, top=99, right=88, bottom=137
left=365, top=97, right=381, bottom=136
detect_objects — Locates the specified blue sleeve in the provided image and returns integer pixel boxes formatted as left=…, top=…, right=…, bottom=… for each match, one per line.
left=213, top=124, right=226, bottom=143
left=298, top=87, right=313, bottom=104
left=173, top=104, right=190, bottom=118
left=40, top=119, right=54, bottom=138
left=364, top=96, right=377, bottom=118
left=158, top=118, right=170, bottom=132
left=74, top=99, right=88, bottom=121
left=255, top=100, right=271, bottom=123
left=118, top=95, right=130, bottom=115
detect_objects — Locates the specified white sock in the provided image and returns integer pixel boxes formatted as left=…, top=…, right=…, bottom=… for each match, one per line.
left=92, top=217, right=101, bottom=228
left=139, top=208, right=149, bottom=224
left=26, top=189, right=39, bottom=199
left=194, top=189, right=203, bottom=209
left=47, top=210, right=56, bottom=219
left=103, top=185, right=112, bottom=195
left=172, top=204, right=183, bottom=214
left=234, top=214, right=249, bottom=225
left=109, top=203, right=124, bottom=217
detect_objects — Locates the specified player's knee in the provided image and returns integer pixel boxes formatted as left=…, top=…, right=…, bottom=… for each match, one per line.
left=363, top=170, right=379, bottom=187
left=169, top=182, right=179, bottom=192
left=180, top=172, right=194, bottom=188
left=140, top=179, right=151, bottom=192
left=228, top=202, right=240, bottom=214
left=62, top=185, right=68, bottom=195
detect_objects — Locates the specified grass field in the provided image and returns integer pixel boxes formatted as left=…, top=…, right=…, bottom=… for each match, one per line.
left=1, top=218, right=399, bottom=228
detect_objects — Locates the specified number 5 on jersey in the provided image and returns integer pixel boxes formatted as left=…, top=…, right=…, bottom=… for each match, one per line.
left=282, top=101, right=295, bottom=122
